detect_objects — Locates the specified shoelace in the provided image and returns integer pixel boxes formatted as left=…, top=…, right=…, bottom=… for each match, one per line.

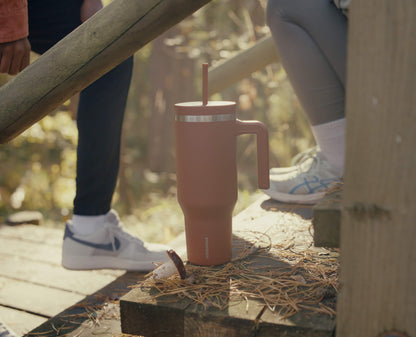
left=291, top=146, right=318, bottom=166
left=292, top=148, right=323, bottom=175
left=104, top=218, right=145, bottom=251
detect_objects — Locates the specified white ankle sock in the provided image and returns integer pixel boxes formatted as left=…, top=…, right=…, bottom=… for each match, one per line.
left=71, top=213, right=107, bottom=235
left=311, top=118, right=346, bottom=174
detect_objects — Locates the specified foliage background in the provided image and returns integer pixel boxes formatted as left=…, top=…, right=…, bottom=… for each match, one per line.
left=0, top=0, right=314, bottom=243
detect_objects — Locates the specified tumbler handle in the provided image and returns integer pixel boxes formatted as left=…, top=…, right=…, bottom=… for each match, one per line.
left=235, top=119, right=270, bottom=189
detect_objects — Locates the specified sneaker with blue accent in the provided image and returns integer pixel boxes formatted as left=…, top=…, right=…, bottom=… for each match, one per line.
left=270, top=147, right=318, bottom=175
left=0, top=321, right=16, bottom=337
left=62, top=210, right=169, bottom=271
left=263, top=151, right=342, bottom=204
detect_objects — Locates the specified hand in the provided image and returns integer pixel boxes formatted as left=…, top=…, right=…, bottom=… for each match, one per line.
left=81, top=0, right=104, bottom=22
left=0, top=38, right=31, bottom=75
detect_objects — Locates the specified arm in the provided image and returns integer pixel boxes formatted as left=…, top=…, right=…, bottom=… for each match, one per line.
left=0, top=38, right=31, bottom=75
left=81, top=0, right=103, bottom=23
left=0, top=0, right=103, bottom=76
left=0, top=0, right=30, bottom=75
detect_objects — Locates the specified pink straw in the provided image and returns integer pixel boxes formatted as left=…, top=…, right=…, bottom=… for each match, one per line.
left=202, top=63, right=208, bottom=105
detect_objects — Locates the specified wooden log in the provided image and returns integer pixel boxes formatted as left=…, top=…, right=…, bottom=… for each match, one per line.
left=0, top=0, right=211, bottom=144
left=336, top=0, right=416, bottom=336
left=208, top=35, right=279, bottom=96
left=312, top=189, right=341, bottom=248
left=5, top=210, right=43, bottom=226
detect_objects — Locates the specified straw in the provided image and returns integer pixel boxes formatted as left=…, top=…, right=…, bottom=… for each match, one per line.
left=138, top=232, right=339, bottom=318
left=202, top=63, right=208, bottom=105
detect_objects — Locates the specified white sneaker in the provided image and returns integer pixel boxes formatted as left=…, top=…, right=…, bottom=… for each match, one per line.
left=264, top=151, right=342, bottom=204
left=0, top=321, right=16, bottom=337
left=62, top=210, right=169, bottom=271
left=270, top=147, right=318, bottom=175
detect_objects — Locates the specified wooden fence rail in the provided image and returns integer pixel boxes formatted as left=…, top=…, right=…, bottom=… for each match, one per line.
left=0, top=0, right=211, bottom=144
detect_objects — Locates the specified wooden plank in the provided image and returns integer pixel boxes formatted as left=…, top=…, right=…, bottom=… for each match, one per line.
left=62, top=312, right=124, bottom=337
left=120, top=287, right=190, bottom=337
left=27, top=272, right=145, bottom=337
left=337, top=0, right=416, bottom=336
left=208, top=36, right=279, bottom=96
left=0, top=224, right=126, bottom=278
left=121, top=262, right=268, bottom=337
left=0, top=276, right=84, bottom=317
left=0, top=305, right=47, bottom=337
left=121, top=278, right=264, bottom=337
left=258, top=308, right=334, bottom=337
left=312, top=189, right=341, bottom=248
left=184, top=299, right=264, bottom=337
left=0, top=224, right=63, bottom=246
left=0, top=235, right=127, bottom=277
left=0, top=0, right=212, bottom=143
left=253, top=196, right=313, bottom=221
left=5, top=211, right=43, bottom=226
left=0, top=254, right=119, bottom=295
left=0, top=236, right=62, bottom=265
left=120, top=197, right=337, bottom=337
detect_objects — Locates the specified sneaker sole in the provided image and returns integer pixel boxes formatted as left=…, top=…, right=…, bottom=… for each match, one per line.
left=262, top=189, right=326, bottom=205
left=62, top=255, right=158, bottom=271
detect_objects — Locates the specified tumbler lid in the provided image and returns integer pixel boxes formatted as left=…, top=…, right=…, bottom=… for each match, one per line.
left=175, top=64, right=236, bottom=116
left=174, top=101, right=236, bottom=116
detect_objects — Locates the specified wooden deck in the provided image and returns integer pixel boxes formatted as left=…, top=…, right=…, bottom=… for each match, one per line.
left=0, top=223, right=148, bottom=336
left=120, top=197, right=339, bottom=337
left=312, top=188, right=342, bottom=248
left=0, top=196, right=339, bottom=337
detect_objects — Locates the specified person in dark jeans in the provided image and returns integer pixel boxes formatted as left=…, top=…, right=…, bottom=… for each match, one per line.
left=0, top=0, right=168, bottom=271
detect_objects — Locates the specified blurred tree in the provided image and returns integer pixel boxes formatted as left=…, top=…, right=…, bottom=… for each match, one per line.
left=0, top=0, right=314, bottom=225
left=147, top=28, right=196, bottom=173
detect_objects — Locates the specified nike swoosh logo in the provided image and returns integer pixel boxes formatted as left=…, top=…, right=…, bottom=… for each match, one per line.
left=64, top=225, right=121, bottom=251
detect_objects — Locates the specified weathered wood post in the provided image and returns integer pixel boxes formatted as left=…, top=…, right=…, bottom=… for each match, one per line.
left=0, top=0, right=211, bottom=144
left=337, top=0, right=416, bottom=336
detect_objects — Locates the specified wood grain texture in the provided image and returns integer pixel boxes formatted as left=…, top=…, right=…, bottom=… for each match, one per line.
left=312, top=189, right=341, bottom=248
left=337, top=0, right=416, bottom=336
left=0, top=0, right=212, bottom=143
left=120, top=196, right=336, bottom=337
left=207, top=36, right=279, bottom=96
left=0, top=223, right=130, bottom=334
left=0, top=305, right=47, bottom=336
left=27, top=272, right=145, bottom=337
left=0, top=276, right=84, bottom=317
left=0, top=254, right=119, bottom=295
left=0, top=223, right=63, bottom=246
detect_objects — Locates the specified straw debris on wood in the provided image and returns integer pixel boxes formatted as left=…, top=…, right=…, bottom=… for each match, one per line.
left=136, top=230, right=339, bottom=318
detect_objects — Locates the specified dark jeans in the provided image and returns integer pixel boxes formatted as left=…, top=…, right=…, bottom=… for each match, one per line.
left=28, top=0, right=133, bottom=215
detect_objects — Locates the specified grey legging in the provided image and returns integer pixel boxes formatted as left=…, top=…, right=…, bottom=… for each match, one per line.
left=266, top=0, right=348, bottom=125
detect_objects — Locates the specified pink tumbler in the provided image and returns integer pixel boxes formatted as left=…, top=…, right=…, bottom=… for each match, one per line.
left=175, top=64, right=269, bottom=265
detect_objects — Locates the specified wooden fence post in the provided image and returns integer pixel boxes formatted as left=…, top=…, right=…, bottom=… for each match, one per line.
left=337, top=0, right=416, bottom=336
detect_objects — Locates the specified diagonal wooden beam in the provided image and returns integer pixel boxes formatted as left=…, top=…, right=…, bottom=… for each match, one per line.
left=208, top=35, right=278, bottom=96
left=0, top=0, right=211, bottom=144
